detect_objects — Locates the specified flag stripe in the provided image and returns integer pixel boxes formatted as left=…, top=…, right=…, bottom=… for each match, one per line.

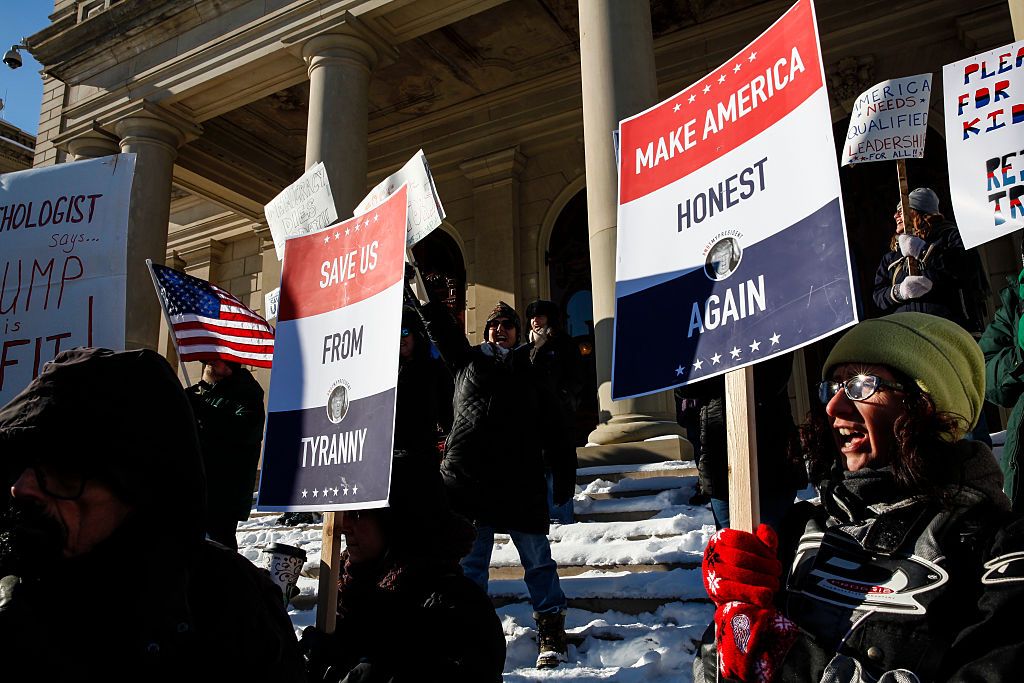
left=172, top=319, right=276, bottom=339
left=174, top=328, right=275, bottom=346
left=176, top=336, right=275, bottom=354
left=179, top=349, right=273, bottom=368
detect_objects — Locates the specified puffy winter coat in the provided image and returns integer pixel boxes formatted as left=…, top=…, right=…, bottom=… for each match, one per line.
left=871, top=220, right=984, bottom=332
left=418, top=302, right=552, bottom=534
left=187, top=367, right=266, bottom=523
left=980, top=274, right=1024, bottom=508
left=696, top=441, right=1024, bottom=683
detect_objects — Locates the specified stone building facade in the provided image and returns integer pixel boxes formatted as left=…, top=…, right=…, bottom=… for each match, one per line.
left=0, top=119, right=34, bottom=173
left=22, top=0, right=1022, bottom=450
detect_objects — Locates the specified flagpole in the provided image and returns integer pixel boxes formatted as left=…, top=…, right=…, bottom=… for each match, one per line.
left=146, top=258, right=193, bottom=387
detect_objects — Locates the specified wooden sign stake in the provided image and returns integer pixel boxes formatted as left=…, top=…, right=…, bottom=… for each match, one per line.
left=725, top=365, right=760, bottom=532
left=316, top=511, right=342, bottom=633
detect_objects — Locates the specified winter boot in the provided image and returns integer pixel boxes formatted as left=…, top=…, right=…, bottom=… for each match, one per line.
left=534, top=609, right=568, bottom=669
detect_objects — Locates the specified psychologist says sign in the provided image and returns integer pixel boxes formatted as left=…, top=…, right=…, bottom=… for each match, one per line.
left=612, top=0, right=856, bottom=399
left=842, top=73, right=932, bottom=165
left=944, top=40, right=1024, bottom=249
left=354, top=149, right=445, bottom=246
left=257, top=186, right=408, bottom=511
left=0, top=154, right=135, bottom=404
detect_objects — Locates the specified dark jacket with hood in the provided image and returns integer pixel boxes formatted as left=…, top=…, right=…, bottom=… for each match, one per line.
left=416, top=301, right=552, bottom=534
left=980, top=274, right=1024, bottom=508
left=187, top=364, right=266, bottom=523
left=871, top=220, right=985, bottom=332
left=0, top=348, right=305, bottom=682
left=695, top=441, right=1024, bottom=683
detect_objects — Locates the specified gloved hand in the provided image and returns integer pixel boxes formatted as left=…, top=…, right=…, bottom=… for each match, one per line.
left=897, top=234, right=927, bottom=259
left=715, top=601, right=799, bottom=683
left=299, top=625, right=339, bottom=681
left=702, top=524, right=782, bottom=607
left=896, top=275, right=933, bottom=301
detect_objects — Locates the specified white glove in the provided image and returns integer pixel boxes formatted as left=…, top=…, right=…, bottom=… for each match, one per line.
left=897, top=275, right=933, bottom=301
left=898, top=234, right=927, bottom=259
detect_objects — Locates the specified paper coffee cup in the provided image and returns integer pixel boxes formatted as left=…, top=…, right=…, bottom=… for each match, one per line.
left=265, top=542, right=307, bottom=605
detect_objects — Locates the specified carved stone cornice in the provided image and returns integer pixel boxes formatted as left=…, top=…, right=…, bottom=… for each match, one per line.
left=826, top=55, right=876, bottom=115
left=459, top=147, right=527, bottom=187
left=175, top=238, right=226, bottom=270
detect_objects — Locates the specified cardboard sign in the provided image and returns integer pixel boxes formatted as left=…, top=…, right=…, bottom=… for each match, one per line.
left=264, top=162, right=339, bottom=260
left=842, top=73, right=932, bottom=165
left=0, top=154, right=135, bottom=404
left=355, top=150, right=445, bottom=246
left=264, top=287, right=280, bottom=321
left=943, top=40, right=1024, bottom=249
left=257, top=186, right=408, bottom=511
left=612, top=0, right=856, bottom=400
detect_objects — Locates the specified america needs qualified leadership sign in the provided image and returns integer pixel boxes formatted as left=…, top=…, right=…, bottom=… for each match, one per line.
left=257, top=186, right=407, bottom=511
left=612, top=0, right=857, bottom=399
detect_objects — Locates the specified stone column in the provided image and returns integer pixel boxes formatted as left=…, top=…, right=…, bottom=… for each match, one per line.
left=1011, top=0, right=1024, bottom=40
left=460, top=147, right=526, bottom=340
left=303, top=33, right=377, bottom=216
left=67, top=127, right=120, bottom=160
left=578, top=0, right=687, bottom=450
left=115, top=115, right=186, bottom=351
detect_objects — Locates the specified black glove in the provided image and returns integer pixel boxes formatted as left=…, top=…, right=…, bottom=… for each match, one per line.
left=300, top=625, right=341, bottom=681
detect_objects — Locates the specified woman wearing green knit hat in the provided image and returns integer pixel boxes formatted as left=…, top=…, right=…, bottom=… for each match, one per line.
left=693, top=312, right=1024, bottom=683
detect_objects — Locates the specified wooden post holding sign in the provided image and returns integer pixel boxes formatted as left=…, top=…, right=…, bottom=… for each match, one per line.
left=316, top=512, right=342, bottom=632
left=896, top=160, right=918, bottom=274
left=725, top=366, right=760, bottom=532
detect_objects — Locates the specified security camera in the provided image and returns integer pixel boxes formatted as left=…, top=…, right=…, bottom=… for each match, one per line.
left=3, top=45, right=24, bottom=70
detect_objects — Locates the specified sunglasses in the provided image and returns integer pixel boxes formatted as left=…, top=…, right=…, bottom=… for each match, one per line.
left=400, top=328, right=411, bottom=338
left=6, top=461, right=91, bottom=501
left=817, top=374, right=907, bottom=405
left=490, top=319, right=515, bottom=330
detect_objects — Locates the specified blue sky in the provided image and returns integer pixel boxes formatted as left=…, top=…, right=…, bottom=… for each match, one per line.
left=1, top=5, right=52, bottom=135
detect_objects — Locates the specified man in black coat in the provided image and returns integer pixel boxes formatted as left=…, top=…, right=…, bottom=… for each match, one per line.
left=187, top=359, right=266, bottom=549
left=416, top=296, right=569, bottom=669
left=0, top=348, right=305, bottom=682
left=523, top=300, right=582, bottom=524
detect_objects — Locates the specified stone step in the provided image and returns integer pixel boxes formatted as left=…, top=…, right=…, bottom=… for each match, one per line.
left=578, top=474, right=693, bottom=500
left=576, top=461, right=697, bottom=486
left=489, top=560, right=696, bottom=581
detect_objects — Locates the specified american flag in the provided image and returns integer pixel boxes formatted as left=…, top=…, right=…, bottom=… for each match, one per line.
left=149, top=263, right=274, bottom=368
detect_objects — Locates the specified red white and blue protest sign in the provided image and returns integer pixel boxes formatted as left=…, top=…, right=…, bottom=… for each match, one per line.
left=257, top=186, right=408, bottom=511
left=611, top=0, right=857, bottom=399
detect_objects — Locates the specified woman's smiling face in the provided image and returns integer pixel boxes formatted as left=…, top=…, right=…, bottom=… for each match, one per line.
left=824, top=364, right=909, bottom=472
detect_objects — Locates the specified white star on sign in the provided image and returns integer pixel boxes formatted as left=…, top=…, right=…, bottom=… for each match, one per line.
left=711, top=352, right=722, bottom=365
left=333, top=487, right=339, bottom=496
left=718, top=74, right=726, bottom=84
left=301, top=489, right=308, bottom=498
left=750, top=339, right=761, bottom=352
left=733, top=63, right=742, bottom=73
left=345, top=227, right=351, bottom=236
left=334, top=232, right=340, bottom=240
left=688, top=94, right=696, bottom=103
left=352, top=485, right=358, bottom=494
left=673, top=102, right=681, bottom=112
left=374, top=213, right=379, bottom=222
left=323, top=235, right=330, bottom=244
left=323, top=488, right=330, bottom=497
left=770, top=332, right=781, bottom=346
left=748, top=51, right=757, bottom=62
left=730, top=347, right=741, bottom=359
left=342, top=487, right=349, bottom=495
left=675, top=365, right=685, bottom=376
left=312, top=489, right=318, bottom=497
left=693, top=358, right=703, bottom=371
left=702, top=84, right=711, bottom=94
left=355, top=224, right=361, bottom=231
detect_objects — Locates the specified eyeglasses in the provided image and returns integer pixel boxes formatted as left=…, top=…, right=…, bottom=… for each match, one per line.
left=400, top=328, right=411, bottom=338
left=817, top=374, right=907, bottom=405
left=490, top=319, right=515, bottom=330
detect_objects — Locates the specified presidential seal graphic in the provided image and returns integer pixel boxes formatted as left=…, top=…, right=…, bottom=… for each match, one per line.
left=326, top=379, right=351, bottom=424
left=704, top=235, right=743, bottom=281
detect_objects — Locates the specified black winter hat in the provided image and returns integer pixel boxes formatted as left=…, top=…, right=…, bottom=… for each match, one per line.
left=0, top=348, right=207, bottom=541
left=525, top=300, right=559, bottom=324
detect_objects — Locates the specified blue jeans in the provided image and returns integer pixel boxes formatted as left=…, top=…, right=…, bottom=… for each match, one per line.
left=545, top=470, right=574, bottom=524
left=462, top=523, right=567, bottom=614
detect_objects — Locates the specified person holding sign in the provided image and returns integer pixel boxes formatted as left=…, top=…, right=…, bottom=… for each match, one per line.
left=871, top=188, right=988, bottom=335
left=694, top=313, right=1024, bottom=683
left=414, top=293, right=570, bottom=669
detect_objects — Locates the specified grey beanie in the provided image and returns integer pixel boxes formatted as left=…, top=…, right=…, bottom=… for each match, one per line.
left=896, top=187, right=940, bottom=215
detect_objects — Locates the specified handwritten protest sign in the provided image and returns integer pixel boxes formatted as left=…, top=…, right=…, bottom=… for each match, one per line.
left=354, top=150, right=445, bottom=246
left=612, top=0, right=856, bottom=399
left=264, top=162, right=338, bottom=260
left=944, top=40, right=1024, bottom=249
left=842, top=74, right=932, bottom=165
left=0, top=155, right=135, bottom=404
left=257, top=186, right=408, bottom=511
